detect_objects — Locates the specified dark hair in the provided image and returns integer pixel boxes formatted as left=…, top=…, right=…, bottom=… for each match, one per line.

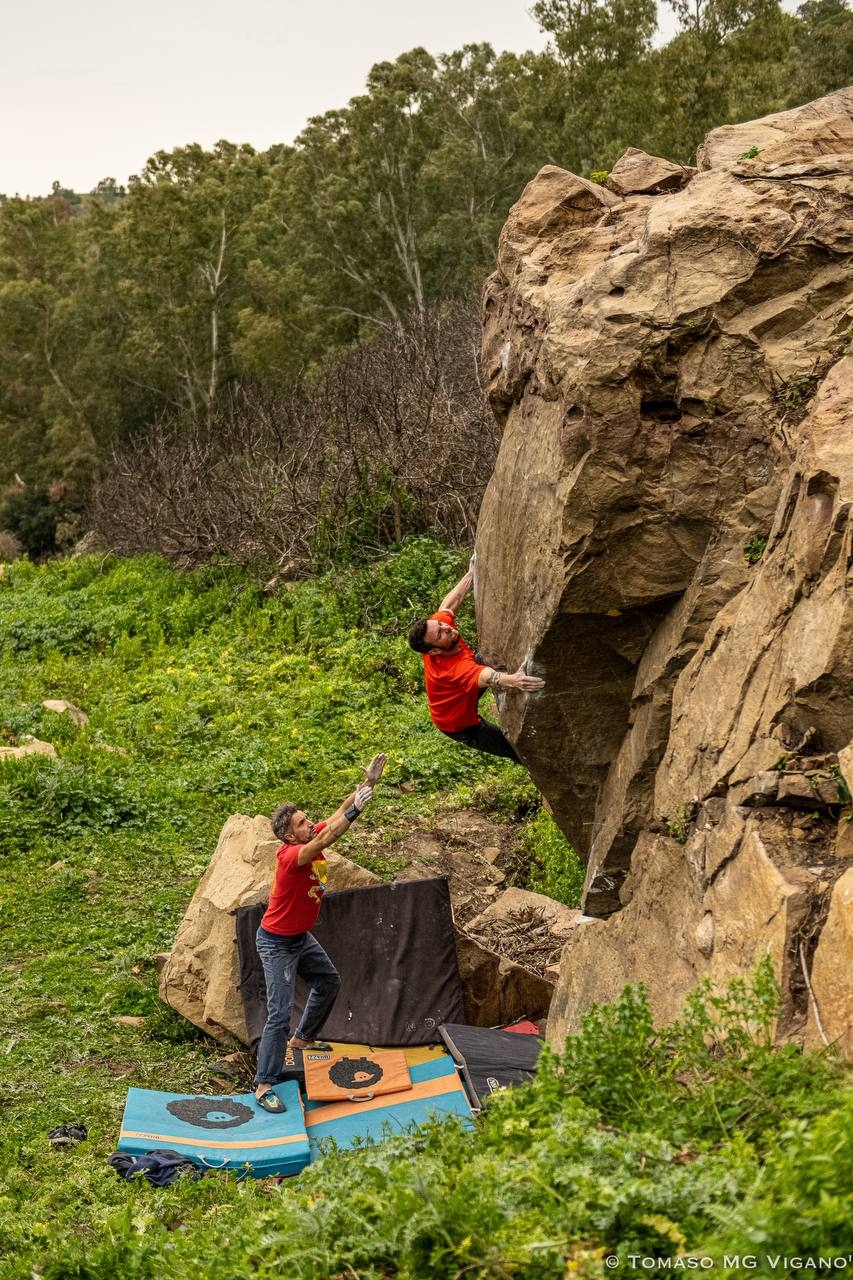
left=408, top=618, right=430, bottom=654
left=271, top=802, right=299, bottom=840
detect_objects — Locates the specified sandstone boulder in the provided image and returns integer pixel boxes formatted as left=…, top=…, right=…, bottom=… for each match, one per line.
left=455, top=934, right=554, bottom=1027
left=606, top=147, right=693, bottom=196
left=804, top=867, right=853, bottom=1057
left=42, top=699, right=88, bottom=726
left=0, top=737, right=57, bottom=760
left=696, top=85, right=853, bottom=170
left=468, top=886, right=581, bottom=940
left=478, top=90, right=853, bottom=1055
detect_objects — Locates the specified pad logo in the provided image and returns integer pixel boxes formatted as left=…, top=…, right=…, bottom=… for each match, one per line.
left=165, top=1097, right=255, bottom=1129
left=486, top=1076, right=501, bottom=1094
left=328, top=1056, right=385, bottom=1089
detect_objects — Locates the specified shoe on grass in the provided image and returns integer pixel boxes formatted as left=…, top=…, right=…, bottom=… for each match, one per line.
left=48, top=1124, right=88, bottom=1147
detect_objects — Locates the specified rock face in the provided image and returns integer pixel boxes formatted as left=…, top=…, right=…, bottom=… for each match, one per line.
left=476, top=89, right=853, bottom=1053
left=804, top=866, right=853, bottom=1058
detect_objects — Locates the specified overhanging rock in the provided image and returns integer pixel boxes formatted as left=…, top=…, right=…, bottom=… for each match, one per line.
left=477, top=89, right=853, bottom=1055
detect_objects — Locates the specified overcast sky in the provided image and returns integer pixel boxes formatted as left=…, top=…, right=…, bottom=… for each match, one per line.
left=2, top=1, right=688, bottom=197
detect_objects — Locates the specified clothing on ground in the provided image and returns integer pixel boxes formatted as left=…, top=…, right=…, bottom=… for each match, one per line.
left=108, top=1148, right=204, bottom=1187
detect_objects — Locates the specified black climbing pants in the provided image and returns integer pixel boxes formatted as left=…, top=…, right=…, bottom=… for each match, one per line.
left=442, top=717, right=521, bottom=764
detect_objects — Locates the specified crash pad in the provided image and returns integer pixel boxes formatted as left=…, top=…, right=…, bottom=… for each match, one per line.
left=272, top=1040, right=449, bottom=1090
left=438, top=1023, right=543, bottom=1109
left=118, top=1081, right=309, bottom=1178
left=305, top=1054, right=472, bottom=1159
left=303, top=1049, right=412, bottom=1102
left=235, top=877, right=465, bottom=1046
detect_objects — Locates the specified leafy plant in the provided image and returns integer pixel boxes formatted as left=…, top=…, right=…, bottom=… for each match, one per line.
left=515, top=808, right=585, bottom=907
left=743, top=534, right=767, bottom=564
left=665, top=806, right=691, bottom=844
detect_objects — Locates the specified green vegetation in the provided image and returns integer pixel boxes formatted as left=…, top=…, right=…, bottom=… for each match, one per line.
left=779, top=372, right=821, bottom=413
left=0, top=540, right=524, bottom=862
left=1, top=548, right=850, bottom=1276
left=518, top=808, right=586, bottom=904
left=664, top=807, right=692, bottom=844
left=743, top=534, right=767, bottom=564
left=1, top=0, right=852, bottom=553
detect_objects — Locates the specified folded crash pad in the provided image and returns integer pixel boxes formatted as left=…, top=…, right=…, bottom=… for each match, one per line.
left=438, top=1023, right=543, bottom=1109
left=303, top=1049, right=412, bottom=1102
left=118, top=1081, right=309, bottom=1178
left=263, top=1039, right=449, bottom=1091
left=305, top=1054, right=472, bottom=1159
left=235, top=877, right=466, bottom=1046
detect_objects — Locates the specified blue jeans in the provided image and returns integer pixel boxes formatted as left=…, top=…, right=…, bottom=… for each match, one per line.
left=253, top=926, right=341, bottom=1088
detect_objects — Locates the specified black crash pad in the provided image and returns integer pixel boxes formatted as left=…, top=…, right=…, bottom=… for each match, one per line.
left=235, top=877, right=466, bottom=1048
left=438, top=1022, right=543, bottom=1109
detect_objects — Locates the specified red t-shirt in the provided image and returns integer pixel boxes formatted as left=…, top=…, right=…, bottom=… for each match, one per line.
left=423, top=610, right=486, bottom=733
left=260, top=821, right=328, bottom=935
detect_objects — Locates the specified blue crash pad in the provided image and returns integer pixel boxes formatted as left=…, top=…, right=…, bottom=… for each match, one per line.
left=118, top=1081, right=309, bottom=1178
left=305, top=1053, right=472, bottom=1160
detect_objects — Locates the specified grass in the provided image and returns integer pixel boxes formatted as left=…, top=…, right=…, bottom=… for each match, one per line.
left=0, top=545, right=849, bottom=1278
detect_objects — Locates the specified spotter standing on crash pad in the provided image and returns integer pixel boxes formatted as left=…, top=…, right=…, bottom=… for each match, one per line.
left=253, top=753, right=387, bottom=1114
left=408, top=557, right=544, bottom=762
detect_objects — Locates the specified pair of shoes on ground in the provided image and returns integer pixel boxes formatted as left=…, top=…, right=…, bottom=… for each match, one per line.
left=48, top=1124, right=88, bottom=1147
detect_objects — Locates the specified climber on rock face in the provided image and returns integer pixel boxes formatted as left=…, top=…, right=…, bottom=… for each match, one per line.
left=407, top=555, right=544, bottom=763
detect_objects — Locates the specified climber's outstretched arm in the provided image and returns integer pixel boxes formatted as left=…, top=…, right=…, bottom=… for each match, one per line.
left=438, top=555, right=476, bottom=615
left=477, top=663, right=545, bottom=694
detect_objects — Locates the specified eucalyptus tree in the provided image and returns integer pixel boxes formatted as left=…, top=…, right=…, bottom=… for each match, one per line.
left=0, top=191, right=116, bottom=523
left=108, top=141, right=272, bottom=423
left=236, top=44, right=549, bottom=366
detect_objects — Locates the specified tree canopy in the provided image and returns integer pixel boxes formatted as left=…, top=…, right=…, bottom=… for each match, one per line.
left=1, top=0, right=850, bottom=553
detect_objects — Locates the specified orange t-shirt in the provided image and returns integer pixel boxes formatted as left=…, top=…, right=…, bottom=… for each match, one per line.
left=422, top=610, right=485, bottom=733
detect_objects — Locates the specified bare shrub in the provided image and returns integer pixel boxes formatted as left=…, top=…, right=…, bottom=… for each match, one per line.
left=0, top=531, right=23, bottom=563
left=90, top=301, right=498, bottom=568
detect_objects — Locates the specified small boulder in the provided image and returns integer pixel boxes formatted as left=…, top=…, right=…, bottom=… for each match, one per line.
left=454, top=933, right=554, bottom=1026
left=43, top=699, right=89, bottom=727
left=0, top=738, right=57, bottom=761
left=606, top=147, right=693, bottom=196
left=468, top=887, right=581, bottom=939
left=776, top=773, right=838, bottom=809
